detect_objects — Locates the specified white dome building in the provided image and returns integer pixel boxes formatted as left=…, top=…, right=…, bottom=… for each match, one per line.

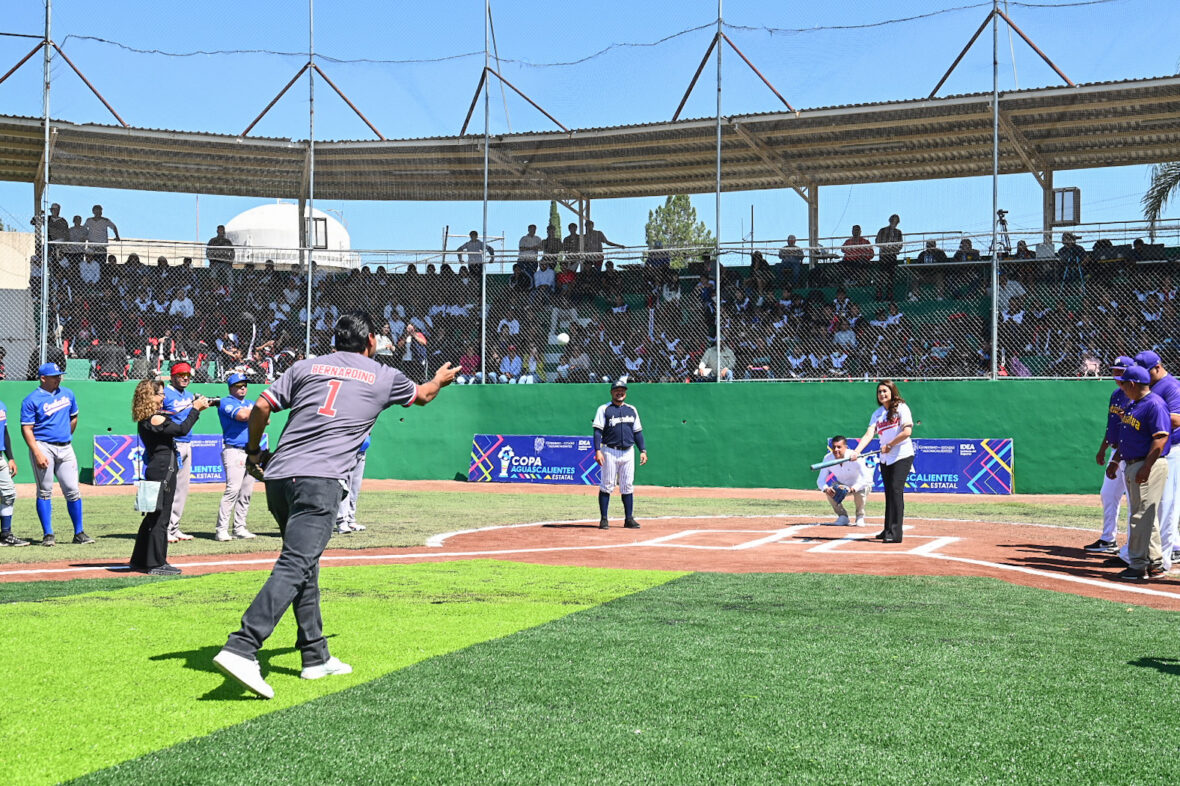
left=223, top=203, right=361, bottom=269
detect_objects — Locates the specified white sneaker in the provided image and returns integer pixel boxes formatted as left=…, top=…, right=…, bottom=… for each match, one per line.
left=213, top=649, right=274, bottom=699
left=233, top=528, right=257, bottom=539
left=214, top=530, right=232, bottom=542
left=173, top=531, right=194, bottom=541
left=301, top=656, right=353, bottom=680
left=853, top=517, right=866, bottom=527
left=334, top=523, right=353, bottom=534
left=348, top=523, right=365, bottom=532
left=833, top=515, right=850, bottom=526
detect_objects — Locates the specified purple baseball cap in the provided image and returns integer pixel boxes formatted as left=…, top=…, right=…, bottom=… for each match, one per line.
left=1115, top=365, right=1150, bottom=385
left=1111, top=355, right=1137, bottom=370
left=1134, top=350, right=1162, bottom=369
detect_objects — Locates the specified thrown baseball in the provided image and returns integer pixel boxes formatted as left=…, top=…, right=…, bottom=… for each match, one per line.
left=556, top=332, right=570, bottom=345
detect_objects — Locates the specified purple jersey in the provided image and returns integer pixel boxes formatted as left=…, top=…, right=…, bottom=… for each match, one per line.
left=1149, top=372, right=1180, bottom=446
left=1105, top=386, right=1130, bottom=447
left=259, top=351, right=417, bottom=481
left=1117, top=391, right=1172, bottom=461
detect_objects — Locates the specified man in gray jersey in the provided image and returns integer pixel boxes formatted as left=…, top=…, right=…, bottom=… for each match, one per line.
left=213, top=312, right=458, bottom=699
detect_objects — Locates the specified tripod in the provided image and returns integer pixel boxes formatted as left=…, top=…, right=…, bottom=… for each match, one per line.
left=994, top=210, right=1012, bottom=257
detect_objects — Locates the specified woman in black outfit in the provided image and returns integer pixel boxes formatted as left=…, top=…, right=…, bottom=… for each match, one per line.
left=129, top=379, right=210, bottom=575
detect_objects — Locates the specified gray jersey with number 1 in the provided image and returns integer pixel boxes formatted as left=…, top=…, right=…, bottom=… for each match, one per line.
left=259, top=351, right=417, bottom=481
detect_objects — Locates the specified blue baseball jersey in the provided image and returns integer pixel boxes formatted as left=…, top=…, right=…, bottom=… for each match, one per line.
left=1117, top=391, right=1172, bottom=461
left=1149, top=372, right=1180, bottom=446
left=218, top=395, right=267, bottom=450
left=163, top=384, right=195, bottom=444
left=20, top=386, right=78, bottom=443
left=593, top=402, right=644, bottom=450
left=1105, top=386, right=1130, bottom=447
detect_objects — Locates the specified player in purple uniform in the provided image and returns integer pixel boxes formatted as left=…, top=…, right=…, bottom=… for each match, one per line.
left=1107, top=365, right=1171, bottom=580
left=1135, top=350, right=1180, bottom=566
left=1086, top=356, right=1135, bottom=554
left=213, top=312, right=458, bottom=699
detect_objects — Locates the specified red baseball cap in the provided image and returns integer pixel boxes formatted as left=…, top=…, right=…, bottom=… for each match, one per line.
left=170, top=361, right=193, bottom=375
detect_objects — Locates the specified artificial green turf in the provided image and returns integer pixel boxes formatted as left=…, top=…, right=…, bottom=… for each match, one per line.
left=0, top=575, right=178, bottom=603
left=79, top=571, right=1180, bottom=785
left=0, top=488, right=1104, bottom=565
left=0, top=560, right=682, bottom=786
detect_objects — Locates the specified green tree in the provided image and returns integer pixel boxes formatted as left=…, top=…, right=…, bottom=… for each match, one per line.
left=1143, top=162, right=1180, bottom=226
left=548, top=201, right=562, bottom=238
left=644, top=195, right=715, bottom=269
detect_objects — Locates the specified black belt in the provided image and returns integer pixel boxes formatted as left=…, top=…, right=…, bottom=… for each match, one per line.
left=605, top=444, right=631, bottom=450
left=42, top=441, right=71, bottom=447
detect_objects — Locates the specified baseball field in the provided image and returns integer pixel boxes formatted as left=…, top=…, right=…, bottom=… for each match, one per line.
left=3, top=481, right=1179, bottom=785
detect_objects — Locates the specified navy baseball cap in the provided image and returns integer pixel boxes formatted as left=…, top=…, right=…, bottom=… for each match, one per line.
left=1111, top=355, right=1137, bottom=370
left=1134, top=350, right=1162, bottom=369
left=1115, top=366, right=1150, bottom=385
left=611, top=376, right=629, bottom=389
left=226, top=372, right=248, bottom=386
left=37, top=362, right=63, bottom=377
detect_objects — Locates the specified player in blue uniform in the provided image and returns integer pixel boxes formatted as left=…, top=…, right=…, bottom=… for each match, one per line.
left=0, top=398, right=24, bottom=547
left=20, top=362, right=89, bottom=546
left=335, top=433, right=370, bottom=534
left=1087, top=355, right=1135, bottom=554
left=216, top=372, right=261, bottom=541
left=592, top=377, right=647, bottom=529
left=163, top=361, right=196, bottom=543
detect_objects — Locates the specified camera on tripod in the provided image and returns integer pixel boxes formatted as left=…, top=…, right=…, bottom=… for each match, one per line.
left=996, top=209, right=1008, bottom=218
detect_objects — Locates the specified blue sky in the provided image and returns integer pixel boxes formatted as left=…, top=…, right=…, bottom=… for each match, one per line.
left=0, top=0, right=1176, bottom=253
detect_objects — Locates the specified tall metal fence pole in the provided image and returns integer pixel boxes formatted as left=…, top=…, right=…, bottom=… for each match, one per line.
left=39, top=0, right=51, bottom=366
left=990, top=0, right=1000, bottom=380
left=480, top=0, right=490, bottom=385
left=714, top=0, right=723, bottom=381
left=304, top=0, right=316, bottom=357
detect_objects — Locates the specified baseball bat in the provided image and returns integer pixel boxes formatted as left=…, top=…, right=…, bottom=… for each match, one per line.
left=809, top=420, right=922, bottom=470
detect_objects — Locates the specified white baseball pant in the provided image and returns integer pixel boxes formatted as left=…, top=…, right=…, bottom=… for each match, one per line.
left=0, top=460, right=16, bottom=517
left=216, top=446, right=255, bottom=535
left=337, top=453, right=366, bottom=527
left=31, top=442, right=81, bottom=501
left=599, top=445, right=635, bottom=495
left=168, top=442, right=192, bottom=536
left=1099, top=460, right=1127, bottom=543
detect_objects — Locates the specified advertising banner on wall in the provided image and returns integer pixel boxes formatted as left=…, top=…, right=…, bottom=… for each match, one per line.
left=93, top=434, right=227, bottom=485
left=847, top=438, right=1014, bottom=494
left=469, top=434, right=601, bottom=485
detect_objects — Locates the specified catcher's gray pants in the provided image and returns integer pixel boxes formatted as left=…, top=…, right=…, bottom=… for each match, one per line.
left=31, top=441, right=81, bottom=501
left=217, top=446, right=255, bottom=535
left=168, top=442, right=192, bottom=536
left=0, top=460, right=15, bottom=517
left=1124, top=457, right=1168, bottom=571
left=599, top=445, right=635, bottom=495
left=827, top=488, right=867, bottom=519
left=336, top=453, right=366, bottom=527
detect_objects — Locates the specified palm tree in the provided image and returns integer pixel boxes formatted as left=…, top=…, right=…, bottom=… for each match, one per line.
left=1143, top=162, right=1180, bottom=225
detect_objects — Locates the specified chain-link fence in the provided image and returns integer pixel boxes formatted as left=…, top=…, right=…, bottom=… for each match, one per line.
left=9, top=227, right=1177, bottom=384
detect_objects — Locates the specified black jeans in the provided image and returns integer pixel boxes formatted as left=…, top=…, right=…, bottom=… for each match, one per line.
left=881, top=456, right=914, bottom=541
left=224, top=476, right=344, bottom=668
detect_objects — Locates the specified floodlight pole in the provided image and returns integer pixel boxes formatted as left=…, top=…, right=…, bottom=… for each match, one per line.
left=39, top=0, right=51, bottom=365
left=990, top=0, right=1000, bottom=381
left=481, top=0, right=490, bottom=385
left=305, top=0, right=315, bottom=357
left=714, top=0, right=722, bottom=379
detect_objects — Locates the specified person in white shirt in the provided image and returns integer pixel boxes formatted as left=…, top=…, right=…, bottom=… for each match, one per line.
left=848, top=380, right=914, bottom=543
left=816, top=435, right=873, bottom=526
left=517, top=224, right=543, bottom=273
left=995, top=272, right=1026, bottom=315
left=83, top=205, right=120, bottom=261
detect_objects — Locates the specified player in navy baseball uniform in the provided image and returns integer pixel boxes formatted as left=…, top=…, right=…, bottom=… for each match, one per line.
left=0, top=397, right=24, bottom=547
left=213, top=312, right=459, bottom=699
left=163, top=361, right=196, bottom=543
left=593, top=377, right=647, bottom=529
left=1087, top=355, right=1135, bottom=555
left=20, top=362, right=89, bottom=546
left=1107, top=364, right=1171, bottom=580
left=215, top=372, right=262, bottom=541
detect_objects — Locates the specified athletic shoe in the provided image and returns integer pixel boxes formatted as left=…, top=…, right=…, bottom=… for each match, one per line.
left=624, top=518, right=641, bottom=530
left=334, top=523, right=353, bottom=534
left=348, top=523, right=366, bottom=532
left=300, top=656, right=353, bottom=680
left=233, top=528, right=256, bottom=540
left=1148, top=565, right=1167, bottom=579
left=148, top=564, right=182, bottom=576
left=0, top=531, right=29, bottom=547
left=1102, top=556, right=1129, bottom=567
left=72, top=531, right=95, bottom=545
left=214, top=530, right=232, bottom=542
left=1083, top=539, right=1117, bottom=553
left=874, top=531, right=887, bottom=540
left=1172, top=550, right=1180, bottom=563
left=167, top=535, right=179, bottom=544
left=41, top=533, right=56, bottom=547
left=833, top=515, right=850, bottom=526
left=1115, top=567, right=1148, bottom=581
left=853, top=517, right=866, bottom=527
left=212, top=649, right=274, bottom=700
left=173, top=531, right=194, bottom=541
left=599, top=518, right=610, bottom=530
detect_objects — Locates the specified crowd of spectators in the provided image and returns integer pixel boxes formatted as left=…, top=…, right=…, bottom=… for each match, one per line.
left=13, top=208, right=1178, bottom=383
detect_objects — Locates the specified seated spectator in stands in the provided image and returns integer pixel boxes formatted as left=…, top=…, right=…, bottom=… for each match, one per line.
left=839, top=225, right=873, bottom=283
left=913, top=239, right=948, bottom=300
left=609, top=293, right=629, bottom=320
left=456, top=345, right=484, bottom=384
left=995, top=271, right=1026, bottom=315
left=457, top=230, right=493, bottom=275
left=531, top=259, right=556, bottom=305
left=374, top=323, right=396, bottom=365
left=508, top=262, right=532, bottom=302
left=89, top=334, right=129, bottom=381
left=519, top=345, right=545, bottom=384
left=832, top=287, right=851, bottom=316
left=517, top=224, right=542, bottom=274
left=497, top=344, right=523, bottom=383
left=556, top=346, right=591, bottom=382
left=777, top=234, right=805, bottom=287
left=497, top=309, right=521, bottom=337
left=78, top=252, right=101, bottom=286
left=600, top=260, right=622, bottom=298
left=953, top=238, right=981, bottom=262
left=660, top=269, right=682, bottom=305
left=697, top=340, right=737, bottom=382
left=645, top=240, right=671, bottom=271
left=169, top=289, right=195, bottom=325
left=833, top=318, right=857, bottom=351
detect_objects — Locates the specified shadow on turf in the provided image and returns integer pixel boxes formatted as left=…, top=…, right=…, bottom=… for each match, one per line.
left=1129, top=657, right=1180, bottom=677
left=150, top=642, right=325, bottom=700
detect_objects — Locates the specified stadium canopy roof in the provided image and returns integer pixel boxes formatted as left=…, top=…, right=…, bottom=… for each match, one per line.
left=1, top=75, right=1179, bottom=202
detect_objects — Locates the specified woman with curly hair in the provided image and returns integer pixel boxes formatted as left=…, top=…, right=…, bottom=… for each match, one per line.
left=128, top=378, right=210, bottom=575
left=849, top=380, right=915, bottom=543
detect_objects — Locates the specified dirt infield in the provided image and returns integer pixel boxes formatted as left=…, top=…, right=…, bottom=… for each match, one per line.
left=6, top=499, right=1180, bottom=611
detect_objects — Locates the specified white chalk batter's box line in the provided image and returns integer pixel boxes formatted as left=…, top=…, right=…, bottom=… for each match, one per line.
left=632, top=525, right=961, bottom=556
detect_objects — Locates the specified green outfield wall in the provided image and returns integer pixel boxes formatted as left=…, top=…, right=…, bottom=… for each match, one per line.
left=0, top=379, right=1112, bottom=494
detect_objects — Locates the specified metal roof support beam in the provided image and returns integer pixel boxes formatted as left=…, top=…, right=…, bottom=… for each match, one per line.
left=720, top=33, right=795, bottom=114
left=674, top=32, right=797, bottom=121
left=310, top=63, right=385, bottom=140
left=0, top=40, right=45, bottom=87
left=730, top=120, right=808, bottom=201
left=997, top=108, right=1047, bottom=188
left=930, top=9, right=1073, bottom=99
left=50, top=43, right=127, bottom=127
left=673, top=33, right=720, bottom=122
left=461, top=67, right=569, bottom=136
left=242, top=62, right=310, bottom=138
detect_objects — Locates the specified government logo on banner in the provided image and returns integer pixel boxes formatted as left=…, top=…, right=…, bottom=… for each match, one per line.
left=850, top=437, right=1014, bottom=494
left=470, top=434, right=600, bottom=485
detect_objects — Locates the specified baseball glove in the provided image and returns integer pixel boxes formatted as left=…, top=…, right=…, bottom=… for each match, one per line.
left=245, top=447, right=272, bottom=482
left=829, top=484, right=850, bottom=504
